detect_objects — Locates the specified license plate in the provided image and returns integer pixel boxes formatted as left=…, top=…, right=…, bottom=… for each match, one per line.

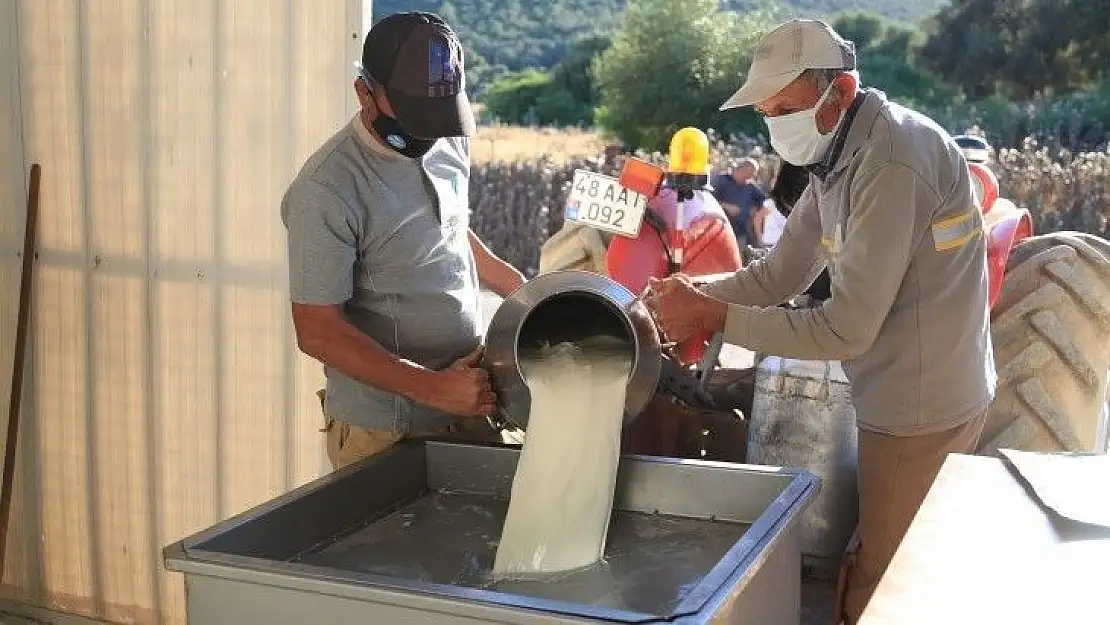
left=563, top=169, right=648, bottom=238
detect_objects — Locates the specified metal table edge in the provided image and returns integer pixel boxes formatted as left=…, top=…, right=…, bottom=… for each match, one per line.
left=163, top=442, right=820, bottom=623
left=163, top=547, right=662, bottom=624
left=172, top=442, right=428, bottom=554
left=668, top=466, right=820, bottom=616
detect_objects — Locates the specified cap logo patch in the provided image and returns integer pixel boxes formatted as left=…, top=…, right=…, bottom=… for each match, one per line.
left=428, top=37, right=459, bottom=98
left=387, top=134, right=407, bottom=149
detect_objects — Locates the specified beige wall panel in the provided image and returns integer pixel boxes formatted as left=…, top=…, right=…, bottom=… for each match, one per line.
left=147, top=0, right=222, bottom=620
left=214, top=0, right=291, bottom=516
left=0, top=0, right=26, bottom=429
left=153, top=279, right=220, bottom=622
left=0, top=0, right=357, bottom=622
left=32, top=264, right=94, bottom=611
left=0, top=0, right=29, bottom=591
left=150, top=0, right=217, bottom=264
left=16, top=0, right=97, bottom=611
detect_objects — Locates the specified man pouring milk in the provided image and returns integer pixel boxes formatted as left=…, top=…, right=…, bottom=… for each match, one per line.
left=642, top=19, right=994, bottom=625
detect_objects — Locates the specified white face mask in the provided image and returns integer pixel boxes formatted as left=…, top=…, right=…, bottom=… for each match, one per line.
left=764, top=83, right=843, bottom=166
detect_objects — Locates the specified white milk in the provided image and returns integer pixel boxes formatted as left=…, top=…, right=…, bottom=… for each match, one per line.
left=492, top=336, right=633, bottom=577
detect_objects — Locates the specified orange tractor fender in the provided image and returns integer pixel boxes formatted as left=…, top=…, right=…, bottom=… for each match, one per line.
left=959, top=137, right=1035, bottom=310
left=983, top=197, right=1034, bottom=309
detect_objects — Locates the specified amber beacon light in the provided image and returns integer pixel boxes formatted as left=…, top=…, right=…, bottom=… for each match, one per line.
left=666, top=127, right=711, bottom=202
left=664, top=127, right=712, bottom=272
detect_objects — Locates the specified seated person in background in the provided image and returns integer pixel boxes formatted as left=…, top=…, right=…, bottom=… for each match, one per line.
left=711, top=157, right=768, bottom=248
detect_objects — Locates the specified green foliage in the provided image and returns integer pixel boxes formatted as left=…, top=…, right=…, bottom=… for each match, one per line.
left=593, top=0, right=781, bottom=150
left=927, top=82, right=1110, bottom=153
left=918, top=0, right=1108, bottom=101
left=726, top=0, right=946, bottom=23
left=482, top=36, right=612, bottom=126
left=373, top=0, right=952, bottom=96
left=830, top=12, right=959, bottom=111
left=372, top=1, right=1110, bottom=152
left=374, top=0, right=624, bottom=86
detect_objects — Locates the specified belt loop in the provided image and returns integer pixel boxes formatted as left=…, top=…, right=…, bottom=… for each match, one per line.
left=317, top=389, right=333, bottom=433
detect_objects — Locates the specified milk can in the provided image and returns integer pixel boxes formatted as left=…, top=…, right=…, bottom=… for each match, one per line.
left=482, top=270, right=662, bottom=431
left=747, top=356, right=858, bottom=578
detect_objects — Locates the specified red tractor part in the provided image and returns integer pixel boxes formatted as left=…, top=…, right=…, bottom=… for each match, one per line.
left=969, top=161, right=1000, bottom=214
left=955, top=135, right=1035, bottom=310
left=983, top=198, right=1034, bottom=309
left=605, top=188, right=743, bottom=364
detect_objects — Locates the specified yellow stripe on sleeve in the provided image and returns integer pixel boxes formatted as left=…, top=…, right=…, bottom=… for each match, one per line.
left=932, top=210, right=982, bottom=251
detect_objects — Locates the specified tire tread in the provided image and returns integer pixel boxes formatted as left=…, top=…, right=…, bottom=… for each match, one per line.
left=980, top=233, right=1110, bottom=454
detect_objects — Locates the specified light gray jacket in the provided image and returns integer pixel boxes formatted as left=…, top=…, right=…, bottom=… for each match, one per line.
left=703, top=89, right=996, bottom=436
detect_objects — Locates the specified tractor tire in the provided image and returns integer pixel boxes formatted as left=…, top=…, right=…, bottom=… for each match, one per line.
left=979, top=232, right=1110, bottom=455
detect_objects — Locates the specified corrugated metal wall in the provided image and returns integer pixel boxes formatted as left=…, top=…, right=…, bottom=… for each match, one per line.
left=0, top=1, right=364, bottom=622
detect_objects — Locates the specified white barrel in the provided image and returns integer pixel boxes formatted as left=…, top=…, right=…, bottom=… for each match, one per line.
left=747, top=356, right=858, bottom=575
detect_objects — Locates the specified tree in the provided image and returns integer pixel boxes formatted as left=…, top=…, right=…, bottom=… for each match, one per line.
left=918, top=0, right=1095, bottom=101
left=1070, top=0, right=1110, bottom=79
left=593, top=0, right=781, bottom=149
left=480, top=35, right=612, bottom=126
left=831, top=12, right=959, bottom=110
left=482, top=70, right=555, bottom=124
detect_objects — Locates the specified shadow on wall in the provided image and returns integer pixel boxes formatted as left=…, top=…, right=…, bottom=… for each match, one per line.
left=0, top=1, right=362, bottom=623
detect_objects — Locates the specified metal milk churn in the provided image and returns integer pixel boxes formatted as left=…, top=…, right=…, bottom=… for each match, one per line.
left=482, top=270, right=662, bottom=431
left=747, top=355, right=858, bottom=579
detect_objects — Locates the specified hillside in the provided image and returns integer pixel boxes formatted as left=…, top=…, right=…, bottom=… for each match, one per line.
left=373, top=0, right=948, bottom=76
left=730, top=0, right=946, bottom=22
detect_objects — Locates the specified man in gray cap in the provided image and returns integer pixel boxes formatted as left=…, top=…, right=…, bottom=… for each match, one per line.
left=281, top=12, right=525, bottom=471
left=644, top=19, right=994, bottom=623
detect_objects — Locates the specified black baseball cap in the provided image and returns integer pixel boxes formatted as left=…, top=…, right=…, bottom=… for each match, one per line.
left=359, top=12, right=476, bottom=139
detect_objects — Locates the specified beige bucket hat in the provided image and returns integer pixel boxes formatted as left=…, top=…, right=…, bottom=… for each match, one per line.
left=720, top=19, right=856, bottom=110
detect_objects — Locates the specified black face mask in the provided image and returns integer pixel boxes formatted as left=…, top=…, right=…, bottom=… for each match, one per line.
left=371, top=111, right=437, bottom=159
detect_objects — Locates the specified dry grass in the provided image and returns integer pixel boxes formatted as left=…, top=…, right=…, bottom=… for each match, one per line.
left=470, top=124, right=608, bottom=164
left=467, top=131, right=1110, bottom=277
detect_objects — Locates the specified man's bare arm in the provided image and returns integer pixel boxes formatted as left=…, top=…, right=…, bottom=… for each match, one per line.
left=469, top=229, right=525, bottom=298
left=280, top=177, right=492, bottom=417
left=292, top=303, right=496, bottom=416
left=292, top=303, right=435, bottom=404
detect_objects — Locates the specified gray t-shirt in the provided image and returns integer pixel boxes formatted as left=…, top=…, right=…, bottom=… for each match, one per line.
left=281, top=116, right=482, bottom=433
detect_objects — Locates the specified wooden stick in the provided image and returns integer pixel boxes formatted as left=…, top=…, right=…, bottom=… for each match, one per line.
left=0, top=163, right=41, bottom=580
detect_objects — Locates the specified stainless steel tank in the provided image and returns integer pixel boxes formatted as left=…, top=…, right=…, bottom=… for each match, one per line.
left=164, top=440, right=820, bottom=625
left=483, top=270, right=662, bottom=430
left=747, top=356, right=858, bottom=580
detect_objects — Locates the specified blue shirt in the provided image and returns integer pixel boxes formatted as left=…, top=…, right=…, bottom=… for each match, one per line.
left=711, top=173, right=767, bottom=241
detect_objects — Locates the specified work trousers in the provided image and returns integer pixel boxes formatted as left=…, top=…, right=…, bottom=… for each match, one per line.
left=317, top=389, right=504, bottom=470
left=843, top=411, right=987, bottom=624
